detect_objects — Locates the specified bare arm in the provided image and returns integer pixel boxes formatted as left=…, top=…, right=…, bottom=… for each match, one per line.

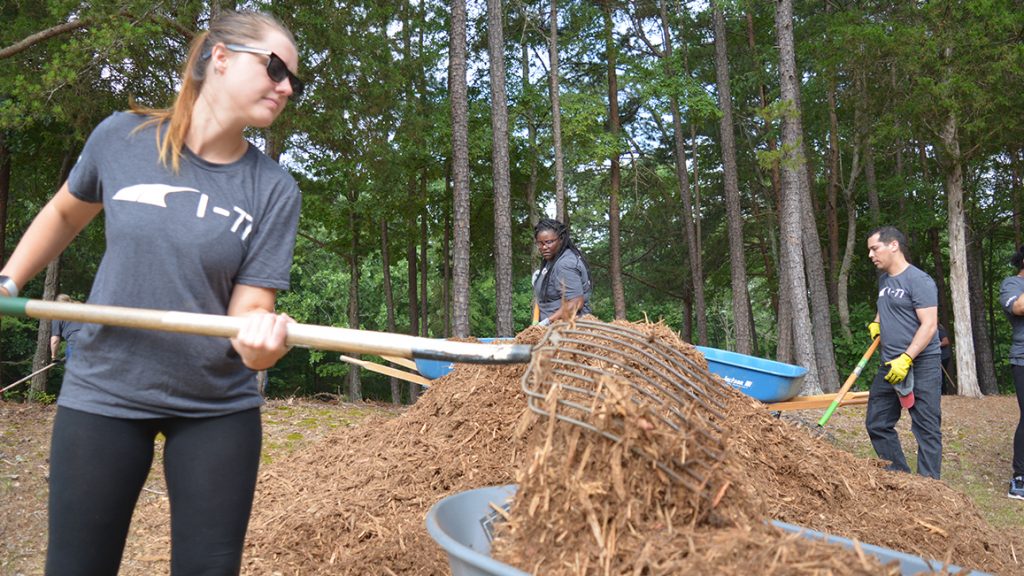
left=1013, top=293, right=1024, bottom=316
left=905, top=306, right=938, bottom=360
left=227, top=284, right=293, bottom=371
left=50, top=335, right=60, bottom=359
left=547, top=295, right=584, bottom=323
left=0, top=183, right=102, bottom=294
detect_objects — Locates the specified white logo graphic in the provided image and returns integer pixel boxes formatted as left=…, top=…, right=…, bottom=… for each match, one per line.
left=112, top=184, right=199, bottom=207
left=879, top=287, right=907, bottom=299
left=721, top=375, right=753, bottom=390
left=113, top=184, right=253, bottom=240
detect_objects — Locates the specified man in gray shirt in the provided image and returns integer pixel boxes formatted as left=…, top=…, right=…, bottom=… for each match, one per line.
left=865, top=226, right=942, bottom=479
left=50, top=294, right=83, bottom=362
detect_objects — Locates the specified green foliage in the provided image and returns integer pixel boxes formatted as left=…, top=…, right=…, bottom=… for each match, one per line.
left=28, top=389, right=58, bottom=405
left=832, top=301, right=884, bottom=391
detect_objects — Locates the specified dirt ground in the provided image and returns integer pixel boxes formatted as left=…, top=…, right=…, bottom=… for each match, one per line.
left=2, top=321, right=1024, bottom=575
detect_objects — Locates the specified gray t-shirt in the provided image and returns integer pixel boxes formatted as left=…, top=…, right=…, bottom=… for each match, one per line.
left=51, top=319, right=83, bottom=344
left=876, top=264, right=940, bottom=361
left=59, top=112, right=301, bottom=418
left=999, top=275, right=1024, bottom=365
left=534, top=249, right=592, bottom=320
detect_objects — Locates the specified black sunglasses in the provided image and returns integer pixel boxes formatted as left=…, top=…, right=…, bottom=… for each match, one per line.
left=223, top=43, right=305, bottom=98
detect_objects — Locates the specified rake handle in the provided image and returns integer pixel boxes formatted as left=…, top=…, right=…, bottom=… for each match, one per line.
left=0, top=297, right=531, bottom=364
left=817, top=337, right=880, bottom=427
left=0, top=360, right=60, bottom=394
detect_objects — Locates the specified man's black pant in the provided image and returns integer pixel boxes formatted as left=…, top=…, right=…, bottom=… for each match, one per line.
left=865, top=354, right=942, bottom=479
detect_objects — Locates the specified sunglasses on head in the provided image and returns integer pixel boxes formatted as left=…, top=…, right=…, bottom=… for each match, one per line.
left=222, top=43, right=305, bottom=98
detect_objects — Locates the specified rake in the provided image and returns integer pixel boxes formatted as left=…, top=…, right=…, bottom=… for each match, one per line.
left=520, top=319, right=732, bottom=492
left=0, top=297, right=531, bottom=364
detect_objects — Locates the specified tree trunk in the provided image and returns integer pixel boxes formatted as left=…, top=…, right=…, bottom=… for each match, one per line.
left=826, top=79, right=840, bottom=306
left=409, top=0, right=430, bottom=341
left=801, top=185, right=839, bottom=390
left=30, top=147, right=77, bottom=397
left=347, top=209, right=362, bottom=402
left=796, top=146, right=839, bottom=391
left=775, top=0, right=819, bottom=393
left=1013, top=147, right=1021, bottom=248
left=523, top=34, right=539, bottom=237
left=745, top=11, right=781, bottom=203
left=754, top=202, right=779, bottom=327
left=0, top=132, right=8, bottom=270
left=712, top=4, right=754, bottom=355
left=929, top=228, right=951, bottom=330
left=30, top=260, right=59, bottom=397
left=661, top=0, right=705, bottom=342
left=419, top=175, right=428, bottom=336
left=835, top=140, right=862, bottom=340
left=443, top=171, right=452, bottom=337
left=407, top=210, right=422, bottom=404
left=681, top=279, right=692, bottom=343
left=966, top=226, right=998, bottom=395
left=450, top=0, right=471, bottom=338
left=382, top=220, right=401, bottom=404
left=487, top=0, right=514, bottom=336
left=548, top=0, right=566, bottom=222
left=837, top=71, right=868, bottom=339
left=775, top=240, right=794, bottom=365
left=864, top=140, right=880, bottom=226
left=407, top=231, right=419, bottom=333
left=941, top=111, right=980, bottom=397
left=789, top=55, right=838, bottom=391
left=603, top=2, right=625, bottom=320
left=771, top=4, right=838, bottom=391
left=0, top=132, right=9, bottom=384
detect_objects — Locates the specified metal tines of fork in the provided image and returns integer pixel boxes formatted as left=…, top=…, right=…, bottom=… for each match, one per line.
left=520, top=319, right=733, bottom=493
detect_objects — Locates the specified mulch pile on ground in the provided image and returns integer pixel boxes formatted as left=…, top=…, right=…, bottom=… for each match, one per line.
left=244, top=319, right=1020, bottom=575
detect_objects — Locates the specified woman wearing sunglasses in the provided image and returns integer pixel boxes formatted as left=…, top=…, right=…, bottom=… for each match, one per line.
left=532, top=218, right=593, bottom=326
left=0, top=10, right=303, bottom=574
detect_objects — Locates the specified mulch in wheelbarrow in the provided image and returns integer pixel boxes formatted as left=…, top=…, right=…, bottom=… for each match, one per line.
left=243, top=319, right=1020, bottom=575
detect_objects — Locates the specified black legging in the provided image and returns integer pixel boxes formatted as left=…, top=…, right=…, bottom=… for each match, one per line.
left=1014, top=366, right=1024, bottom=477
left=46, top=406, right=262, bottom=576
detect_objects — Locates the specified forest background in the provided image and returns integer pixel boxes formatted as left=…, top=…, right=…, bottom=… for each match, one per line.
left=1, top=0, right=1022, bottom=404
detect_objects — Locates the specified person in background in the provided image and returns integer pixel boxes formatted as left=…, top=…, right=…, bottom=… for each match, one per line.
left=937, top=323, right=955, bottom=394
left=997, top=245, right=1024, bottom=500
left=532, top=218, right=593, bottom=326
left=0, top=10, right=303, bottom=574
left=865, top=226, right=942, bottom=479
left=49, top=294, right=83, bottom=362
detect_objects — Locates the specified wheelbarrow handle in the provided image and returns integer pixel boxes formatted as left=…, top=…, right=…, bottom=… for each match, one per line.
left=817, top=337, right=880, bottom=427
left=0, top=297, right=532, bottom=364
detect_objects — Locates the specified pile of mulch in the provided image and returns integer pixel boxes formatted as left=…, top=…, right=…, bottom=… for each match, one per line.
left=244, top=319, right=1020, bottom=575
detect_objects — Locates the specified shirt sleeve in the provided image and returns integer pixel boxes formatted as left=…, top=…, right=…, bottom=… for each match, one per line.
left=234, top=175, right=302, bottom=291
left=66, top=113, right=124, bottom=203
left=909, top=270, right=939, bottom=310
left=1002, top=278, right=1023, bottom=315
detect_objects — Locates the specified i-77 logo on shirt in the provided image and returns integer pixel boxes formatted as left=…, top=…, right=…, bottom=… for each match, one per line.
left=879, top=287, right=907, bottom=299
left=112, top=184, right=253, bottom=240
